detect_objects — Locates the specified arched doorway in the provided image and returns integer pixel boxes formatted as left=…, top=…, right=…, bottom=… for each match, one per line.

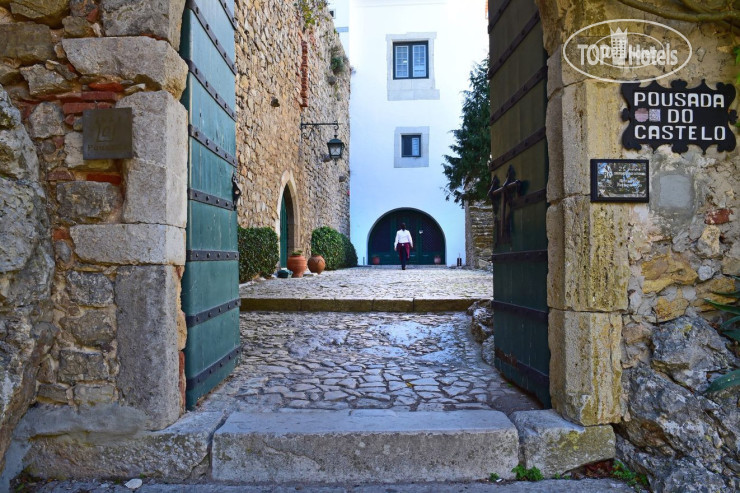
left=279, top=187, right=296, bottom=267
left=367, top=208, right=445, bottom=265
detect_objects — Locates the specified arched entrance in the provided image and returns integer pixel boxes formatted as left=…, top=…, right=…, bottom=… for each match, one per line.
left=279, top=187, right=296, bottom=267
left=367, top=208, right=445, bottom=265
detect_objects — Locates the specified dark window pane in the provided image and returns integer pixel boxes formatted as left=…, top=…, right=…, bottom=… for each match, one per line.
left=401, top=134, right=421, bottom=157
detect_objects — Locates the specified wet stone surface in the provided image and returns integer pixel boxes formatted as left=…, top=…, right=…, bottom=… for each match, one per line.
left=199, top=312, right=540, bottom=415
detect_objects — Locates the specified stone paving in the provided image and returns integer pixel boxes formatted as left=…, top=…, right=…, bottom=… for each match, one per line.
left=203, top=273, right=538, bottom=414
left=239, top=266, right=493, bottom=302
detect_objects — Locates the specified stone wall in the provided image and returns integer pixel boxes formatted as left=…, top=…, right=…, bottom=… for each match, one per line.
left=465, top=200, right=493, bottom=270
left=0, top=0, right=189, bottom=482
left=234, top=0, right=350, bottom=255
left=0, top=83, right=54, bottom=476
left=537, top=0, right=740, bottom=489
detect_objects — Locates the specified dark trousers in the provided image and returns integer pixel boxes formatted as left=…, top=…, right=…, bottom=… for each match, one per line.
left=397, top=243, right=410, bottom=268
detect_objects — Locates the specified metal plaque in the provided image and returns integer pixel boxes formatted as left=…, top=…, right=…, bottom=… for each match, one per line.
left=621, top=80, right=737, bottom=154
left=82, top=108, right=133, bottom=159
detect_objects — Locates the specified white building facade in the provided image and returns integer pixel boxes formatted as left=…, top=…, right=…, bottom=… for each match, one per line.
left=335, top=0, right=488, bottom=266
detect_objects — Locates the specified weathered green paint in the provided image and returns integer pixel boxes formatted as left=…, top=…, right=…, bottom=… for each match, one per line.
left=180, top=0, right=239, bottom=409
left=489, top=0, right=550, bottom=406
left=280, top=194, right=288, bottom=267
left=368, top=208, right=445, bottom=265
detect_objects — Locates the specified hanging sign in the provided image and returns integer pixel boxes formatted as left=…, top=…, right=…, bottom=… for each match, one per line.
left=621, top=80, right=737, bottom=154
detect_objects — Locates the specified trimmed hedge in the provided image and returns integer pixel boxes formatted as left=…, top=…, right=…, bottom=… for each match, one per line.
left=311, top=226, right=358, bottom=270
left=237, top=227, right=279, bottom=282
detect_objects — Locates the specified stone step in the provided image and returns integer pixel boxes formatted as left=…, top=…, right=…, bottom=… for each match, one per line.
left=211, top=409, right=519, bottom=483
left=240, top=297, right=484, bottom=312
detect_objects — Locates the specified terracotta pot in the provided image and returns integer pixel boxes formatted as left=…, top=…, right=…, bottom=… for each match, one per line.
left=372, top=256, right=380, bottom=265
left=434, top=255, right=442, bottom=265
left=307, top=254, right=326, bottom=274
left=287, top=255, right=307, bottom=278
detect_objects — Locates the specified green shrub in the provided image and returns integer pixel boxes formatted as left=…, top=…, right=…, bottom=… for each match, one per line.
left=512, top=465, right=543, bottom=482
left=237, top=227, right=279, bottom=282
left=311, top=226, right=357, bottom=270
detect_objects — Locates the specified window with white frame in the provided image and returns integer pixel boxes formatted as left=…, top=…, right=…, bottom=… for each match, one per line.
left=394, top=127, right=429, bottom=168
left=386, top=33, right=439, bottom=101
left=393, top=42, right=428, bottom=79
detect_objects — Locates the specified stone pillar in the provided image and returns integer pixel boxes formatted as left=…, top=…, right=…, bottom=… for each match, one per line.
left=543, top=48, right=627, bottom=426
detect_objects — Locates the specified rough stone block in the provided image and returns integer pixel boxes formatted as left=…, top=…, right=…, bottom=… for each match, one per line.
left=9, top=0, right=68, bottom=24
left=60, top=310, right=115, bottom=346
left=547, top=196, right=629, bottom=312
left=20, top=65, right=73, bottom=97
left=122, top=158, right=187, bottom=227
left=66, top=270, right=113, bottom=307
left=549, top=310, right=622, bottom=426
left=115, top=265, right=182, bottom=429
left=20, top=409, right=222, bottom=480
left=511, top=409, right=616, bottom=477
left=101, top=0, right=186, bottom=50
left=0, top=88, right=39, bottom=180
left=212, top=410, right=519, bottom=482
left=0, top=23, right=54, bottom=64
left=70, top=224, right=185, bottom=265
left=56, top=181, right=122, bottom=224
left=28, top=102, right=64, bottom=139
left=117, top=91, right=188, bottom=169
left=58, top=349, right=109, bottom=384
left=73, top=384, right=116, bottom=406
left=329, top=298, right=374, bottom=312
left=63, top=37, right=188, bottom=98
left=0, top=180, right=42, bottom=273
left=641, top=252, right=697, bottom=294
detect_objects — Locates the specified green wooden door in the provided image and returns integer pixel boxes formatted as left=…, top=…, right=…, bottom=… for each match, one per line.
left=280, top=194, right=288, bottom=267
left=488, top=0, right=550, bottom=406
left=367, top=209, right=445, bottom=265
left=179, top=0, right=240, bottom=409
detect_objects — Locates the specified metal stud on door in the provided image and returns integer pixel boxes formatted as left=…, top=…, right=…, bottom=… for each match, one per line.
left=180, top=0, right=240, bottom=409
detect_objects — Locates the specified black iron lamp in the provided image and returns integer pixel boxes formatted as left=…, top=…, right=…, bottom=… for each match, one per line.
left=300, top=120, right=345, bottom=161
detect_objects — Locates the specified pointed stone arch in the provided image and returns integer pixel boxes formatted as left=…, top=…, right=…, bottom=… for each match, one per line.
left=277, top=171, right=301, bottom=267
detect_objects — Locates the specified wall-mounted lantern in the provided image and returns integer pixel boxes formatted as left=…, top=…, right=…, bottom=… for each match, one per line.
left=300, top=120, right=345, bottom=162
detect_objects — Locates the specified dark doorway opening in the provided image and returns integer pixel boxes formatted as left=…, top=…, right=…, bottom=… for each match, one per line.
left=279, top=187, right=295, bottom=268
left=367, top=208, right=446, bottom=265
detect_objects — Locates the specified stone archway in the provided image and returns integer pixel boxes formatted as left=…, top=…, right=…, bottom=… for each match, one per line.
left=277, top=171, right=301, bottom=267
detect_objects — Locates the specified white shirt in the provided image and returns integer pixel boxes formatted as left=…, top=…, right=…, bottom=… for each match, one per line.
left=394, top=229, right=413, bottom=248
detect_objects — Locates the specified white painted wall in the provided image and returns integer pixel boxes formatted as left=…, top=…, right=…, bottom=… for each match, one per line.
left=347, top=0, right=488, bottom=265
left=328, top=0, right=350, bottom=52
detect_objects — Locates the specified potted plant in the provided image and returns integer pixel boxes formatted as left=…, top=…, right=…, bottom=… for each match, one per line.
left=307, top=252, right=326, bottom=274
left=287, top=250, right=307, bottom=278
left=372, top=255, right=380, bottom=265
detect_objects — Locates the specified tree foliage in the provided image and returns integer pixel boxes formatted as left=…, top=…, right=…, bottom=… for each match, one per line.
left=442, top=58, right=490, bottom=205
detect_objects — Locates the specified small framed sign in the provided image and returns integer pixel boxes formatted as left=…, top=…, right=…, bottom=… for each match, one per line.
left=82, top=108, right=133, bottom=160
left=590, top=159, right=649, bottom=203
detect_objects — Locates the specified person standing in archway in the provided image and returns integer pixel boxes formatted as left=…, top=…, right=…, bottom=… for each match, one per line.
left=394, top=223, right=413, bottom=270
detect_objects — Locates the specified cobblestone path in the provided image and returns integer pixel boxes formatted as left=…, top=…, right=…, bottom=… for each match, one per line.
left=238, top=266, right=493, bottom=301
left=200, top=311, right=540, bottom=415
